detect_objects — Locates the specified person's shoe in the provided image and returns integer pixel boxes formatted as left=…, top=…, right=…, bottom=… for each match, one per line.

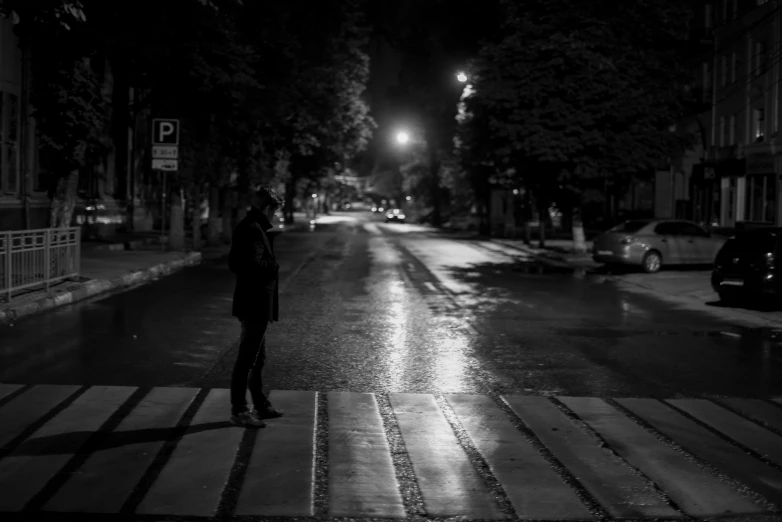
left=230, top=410, right=266, bottom=428
left=253, top=406, right=284, bottom=419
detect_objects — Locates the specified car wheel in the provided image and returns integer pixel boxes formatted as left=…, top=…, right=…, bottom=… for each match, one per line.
left=718, top=289, right=737, bottom=306
left=642, top=250, right=662, bottom=273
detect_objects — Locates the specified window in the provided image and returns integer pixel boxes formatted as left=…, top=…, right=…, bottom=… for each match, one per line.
left=754, top=108, right=765, bottom=142
left=745, top=174, right=776, bottom=222
left=732, top=0, right=738, bottom=18
left=729, top=114, right=736, bottom=144
left=758, top=0, right=769, bottom=5
left=720, top=116, right=726, bottom=146
left=0, top=91, right=19, bottom=195
left=722, top=0, right=728, bottom=22
left=705, top=4, right=713, bottom=27
left=654, top=222, right=689, bottom=236
left=730, top=51, right=737, bottom=83
left=679, top=222, right=709, bottom=237
left=610, top=220, right=651, bottom=234
left=721, top=55, right=728, bottom=86
left=755, top=41, right=767, bottom=75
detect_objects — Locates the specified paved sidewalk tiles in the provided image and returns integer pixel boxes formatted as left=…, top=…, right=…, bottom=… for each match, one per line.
left=0, top=383, right=780, bottom=519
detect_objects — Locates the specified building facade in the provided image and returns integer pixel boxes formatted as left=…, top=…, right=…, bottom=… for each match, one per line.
left=0, top=13, right=161, bottom=235
left=708, top=0, right=782, bottom=227
left=0, top=14, right=50, bottom=230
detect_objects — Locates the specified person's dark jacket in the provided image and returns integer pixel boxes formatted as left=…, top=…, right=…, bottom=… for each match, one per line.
left=229, top=207, right=279, bottom=323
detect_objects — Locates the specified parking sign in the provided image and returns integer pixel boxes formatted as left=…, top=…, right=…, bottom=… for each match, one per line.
left=152, top=119, right=180, bottom=146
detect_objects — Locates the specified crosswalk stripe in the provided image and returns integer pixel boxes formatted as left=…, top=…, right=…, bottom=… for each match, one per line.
left=720, top=398, right=782, bottom=433
left=328, top=392, right=405, bottom=518
left=43, top=387, right=198, bottom=513
left=0, top=385, right=81, bottom=449
left=135, top=389, right=240, bottom=516
left=0, top=386, right=136, bottom=511
left=617, top=398, right=782, bottom=507
left=446, top=394, right=593, bottom=520
left=235, top=390, right=317, bottom=516
left=505, top=395, right=675, bottom=519
left=669, top=399, right=782, bottom=467
left=390, top=393, right=503, bottom=519
left=562, top=397, right=765, bottom=517
left=0, top=383, right=22, bottom=402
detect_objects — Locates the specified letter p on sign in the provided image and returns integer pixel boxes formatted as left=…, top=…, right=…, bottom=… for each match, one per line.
left=152, top=119, right=180, bottom=145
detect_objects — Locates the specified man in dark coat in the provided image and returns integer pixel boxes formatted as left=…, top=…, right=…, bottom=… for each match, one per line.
left=228, top=186, right=285, bottom=428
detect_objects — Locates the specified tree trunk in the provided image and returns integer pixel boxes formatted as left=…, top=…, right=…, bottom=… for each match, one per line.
left=221, top=187, right=233, bottom=243
left=571, top=205, right=587, bottom=254
left=537, top=196, right=547, bottom=248
left=191, top=184, right=202, bottom=251
left=429, top=156, right=441, bottom=227
left=479, top=188, right=491, bottom=236
left=207, top=184, right=221, bottom=246
left=284, top=178, right=295, bottom=223
left=523, top=188, right=533, bottom=245
left=49, top=169, right=80, bottom=228
left=169, top=187, right=186, bottom=250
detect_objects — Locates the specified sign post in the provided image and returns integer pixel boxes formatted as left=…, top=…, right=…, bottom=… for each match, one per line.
left=151, top=119, right=180, bottom=250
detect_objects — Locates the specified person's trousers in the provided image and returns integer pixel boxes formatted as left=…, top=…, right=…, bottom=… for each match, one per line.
left=230, top=318, right=271, bottom=415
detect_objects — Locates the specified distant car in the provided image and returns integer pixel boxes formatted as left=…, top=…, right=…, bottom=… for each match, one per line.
left=592, top=219, right=727, bottom=273
left=712, top=227, right=782, bottom=303
left=385, top=209, right=406, bottom=223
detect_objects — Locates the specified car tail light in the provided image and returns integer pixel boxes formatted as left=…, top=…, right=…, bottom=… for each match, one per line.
left=766, top=252, right=775, bottom=267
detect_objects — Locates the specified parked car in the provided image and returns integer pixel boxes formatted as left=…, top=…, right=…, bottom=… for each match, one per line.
left=385, top=209, right=406, bottom=223
left=711, top=227, right=782, bottom=303
left=592, top=219, right=727, bottom=273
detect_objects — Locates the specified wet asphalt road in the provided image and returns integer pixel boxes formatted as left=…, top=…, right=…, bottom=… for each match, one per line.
left=1, top=212, right=780, bottom=399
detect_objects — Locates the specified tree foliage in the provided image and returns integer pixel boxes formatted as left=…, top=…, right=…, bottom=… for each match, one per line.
left=463, top=0, right=697, bottom=200
left=2, top=0, right=376, bottom=229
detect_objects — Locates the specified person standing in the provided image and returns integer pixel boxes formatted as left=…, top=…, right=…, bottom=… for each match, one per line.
left=228, top=186, right=285, bottom=427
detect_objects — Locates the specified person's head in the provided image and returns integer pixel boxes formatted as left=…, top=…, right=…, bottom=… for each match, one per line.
left=251, top=186, right=284, bottom=221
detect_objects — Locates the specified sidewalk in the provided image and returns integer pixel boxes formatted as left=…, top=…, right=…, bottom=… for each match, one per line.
left=0, top=245, right=202, bottom=324
left=491, top=237, right=597, bottom=267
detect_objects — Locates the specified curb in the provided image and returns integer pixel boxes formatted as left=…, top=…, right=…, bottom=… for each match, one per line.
left=0, top=252, right=202, bottom=324
left=489, top=238, right=598, bottom=268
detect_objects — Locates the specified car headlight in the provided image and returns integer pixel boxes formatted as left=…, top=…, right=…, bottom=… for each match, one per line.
left=386, top=213, right=393, bottom=218
left=398, top=214, right=405, bottom=219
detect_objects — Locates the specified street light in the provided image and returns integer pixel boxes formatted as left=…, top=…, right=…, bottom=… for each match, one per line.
left=456, top=71, right=467, bottom=83
left=396, top=131, right=410, bottom=145
left=406, top=196, right=412, bottom=201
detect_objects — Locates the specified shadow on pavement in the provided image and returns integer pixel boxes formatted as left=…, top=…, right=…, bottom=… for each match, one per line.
left=5, top=421, right=231, bottom=457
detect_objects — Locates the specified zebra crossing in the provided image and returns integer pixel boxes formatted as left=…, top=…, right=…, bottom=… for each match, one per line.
left=0, top=383, right=781, bottom=519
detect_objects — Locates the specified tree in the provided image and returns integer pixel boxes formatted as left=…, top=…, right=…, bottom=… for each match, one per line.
left=367, top=0, right=501, bottom=227
left=251, top=0, right=375, bottom=224
left=467, top=0, right=697, bottom=250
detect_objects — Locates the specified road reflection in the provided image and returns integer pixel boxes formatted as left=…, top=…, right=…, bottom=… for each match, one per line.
left=433, top=330, right=472, bottom=393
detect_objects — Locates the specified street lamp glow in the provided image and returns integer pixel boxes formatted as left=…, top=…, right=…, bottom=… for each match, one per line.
left=396, top=131, right=410, bottom=145
left=456, top=71, right=468, bottom=83
left=312, top=193, right=317, bottom=198
left=405, top=196, right=411, bottom=201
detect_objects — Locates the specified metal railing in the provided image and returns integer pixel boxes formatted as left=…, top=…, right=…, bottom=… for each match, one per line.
left=1, top=227, right=81, bottom=302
